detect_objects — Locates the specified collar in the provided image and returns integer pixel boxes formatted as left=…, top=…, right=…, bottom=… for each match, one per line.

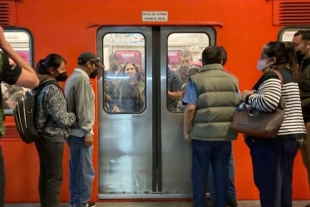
left=74, top=68, right=89, bottom=79
left=199, top=64, right=223, bottom=73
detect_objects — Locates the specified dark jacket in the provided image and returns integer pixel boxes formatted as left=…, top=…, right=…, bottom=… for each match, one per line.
left=297, top=57, right=310, bottom=122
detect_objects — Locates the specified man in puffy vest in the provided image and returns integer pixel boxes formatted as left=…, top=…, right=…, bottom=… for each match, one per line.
left=207, top=47, right=239, bottom=207
left=183, top=46, right=239, bottom=207
left=0, top=26, right=39, bottom=207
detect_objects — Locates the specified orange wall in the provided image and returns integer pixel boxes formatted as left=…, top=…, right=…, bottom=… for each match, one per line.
left=2, top=0, right=309, bottom=203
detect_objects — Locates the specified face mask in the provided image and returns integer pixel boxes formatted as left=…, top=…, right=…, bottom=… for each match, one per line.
left=256, top=59, right=269, bottom=72
left=296, top=50, right=305, bottom=65
left=89, top=68, right=98, bottom=79
left=56, top=72, right=68, bottom=82
left=111, top=64, right=118, bottom=71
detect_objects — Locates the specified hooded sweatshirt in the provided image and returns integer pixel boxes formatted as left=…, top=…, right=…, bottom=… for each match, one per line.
left=34, top=74, right=76, bottom=142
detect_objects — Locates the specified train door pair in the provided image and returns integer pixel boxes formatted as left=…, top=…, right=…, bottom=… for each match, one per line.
left=97, top=26, right=215, bottom=199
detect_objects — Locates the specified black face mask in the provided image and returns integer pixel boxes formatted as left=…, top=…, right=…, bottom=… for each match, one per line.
left=111, top=64, right=118, bottom=71
left=56, top=72, right=68, bottom=82
left=89, top=68, right=98, bottom=79
left=296, top=50, right=305, bottom=65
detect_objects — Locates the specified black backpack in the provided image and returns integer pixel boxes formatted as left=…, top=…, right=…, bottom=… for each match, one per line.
left=13, top=80, right=60, bottom=144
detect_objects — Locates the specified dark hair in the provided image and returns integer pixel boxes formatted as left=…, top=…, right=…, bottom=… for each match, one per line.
left=219, top=46, right=228, bottom=66
left=201, top=46, right=224, bottom=65
left=122, top=62, right=142, bottom=82
left=294, top=30, right=310, bottom=40
left=36, top=54, right=66, bottom=75
left=109, top=54, right=119, bottom=61
left=263, top=42, right=299, bottom=79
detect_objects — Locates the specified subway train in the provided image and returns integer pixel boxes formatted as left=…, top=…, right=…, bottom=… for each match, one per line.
left=0, top=0, right=310, bottom=204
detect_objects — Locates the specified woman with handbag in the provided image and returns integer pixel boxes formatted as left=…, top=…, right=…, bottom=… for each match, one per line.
left=240, top=42, right=306, bottom=207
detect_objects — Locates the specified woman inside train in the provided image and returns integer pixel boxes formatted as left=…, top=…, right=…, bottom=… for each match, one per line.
left=241, top=42, right=305, bottom=207
left=111, top=62, right=145, bottom=113
left=34, top=54, right=76, bottom=207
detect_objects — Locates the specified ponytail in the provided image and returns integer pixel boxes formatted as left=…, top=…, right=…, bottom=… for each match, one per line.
left=284, top=42, right=299, bottom=79
left=35, top=54, right=65, bottom=75
left=35, top=58, right=49, bottom=75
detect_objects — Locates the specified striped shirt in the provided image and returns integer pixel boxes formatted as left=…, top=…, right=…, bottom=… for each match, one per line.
left=246, top=69, right=305, bottom=138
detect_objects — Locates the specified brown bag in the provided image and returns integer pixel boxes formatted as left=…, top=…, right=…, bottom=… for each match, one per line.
left=230, top=70, right=285, bottom=138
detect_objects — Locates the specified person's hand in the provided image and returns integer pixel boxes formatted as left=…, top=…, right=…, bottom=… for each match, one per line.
left=241, top=90, right=254, bottom=101
left=84, top=135, right=93, bottom=147
left=112, top=105, right=120, bottom=112
left=184, top=133, right=191, bottom=142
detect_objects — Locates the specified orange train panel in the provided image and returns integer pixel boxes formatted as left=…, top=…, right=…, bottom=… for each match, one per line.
left=1, top=0, right=309, bottom=203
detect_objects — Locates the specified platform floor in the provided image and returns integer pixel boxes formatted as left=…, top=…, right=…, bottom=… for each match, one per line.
left=4, top=201, right=310, bottom=207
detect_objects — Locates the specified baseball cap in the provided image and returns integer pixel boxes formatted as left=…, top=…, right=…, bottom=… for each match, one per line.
left=78, top=51, right=104, bottom=68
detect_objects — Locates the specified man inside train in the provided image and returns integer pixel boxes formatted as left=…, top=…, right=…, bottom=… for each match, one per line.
left=183, top=46, right=239, bottom=207
left=178, top=50, right=193, bottom=83
left=175, top=50, right=193, bottom=112
left=0, top=26, right=39, bottom=207
left=65, top=51, right=103, bottom=207
left=167, top=57, right=183, bottom=113
left=292, top=30, right=310, bottom=207
left=104, top=54, right=122, bottom=111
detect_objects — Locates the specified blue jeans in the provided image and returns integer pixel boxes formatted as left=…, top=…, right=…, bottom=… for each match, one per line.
left=192, top=140, right=231, bottom=207
left=67, top=136, right=95, bottom=207
left=209, top=148, right=236, bottom=203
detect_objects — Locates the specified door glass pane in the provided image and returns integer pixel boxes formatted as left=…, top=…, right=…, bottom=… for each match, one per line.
left=1, top=30, right=33, bottom=114
left=167, top=33, right=209, bottom=113
left=103, top=33, right=146, bottom=114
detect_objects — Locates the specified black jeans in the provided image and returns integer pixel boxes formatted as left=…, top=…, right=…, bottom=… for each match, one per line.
left=0, top=146, right=5, bottom=207
left=35, top=138, right=64, bottom=207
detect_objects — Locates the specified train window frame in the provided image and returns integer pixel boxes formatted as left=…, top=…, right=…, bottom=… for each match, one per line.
left=166, top=32, right=210, bottom=114
left=102, top=32, right=147, bottom=115
left=1, top=28, right=34, bottom=116
left=278, top=27, right=310, bottom=42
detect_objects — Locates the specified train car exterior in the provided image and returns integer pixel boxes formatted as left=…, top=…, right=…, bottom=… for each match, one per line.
left=1, top=0, right=310, bottom=203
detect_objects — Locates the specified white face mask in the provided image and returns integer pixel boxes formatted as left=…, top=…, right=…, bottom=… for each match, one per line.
left=256, top=59, right=269, bottom=72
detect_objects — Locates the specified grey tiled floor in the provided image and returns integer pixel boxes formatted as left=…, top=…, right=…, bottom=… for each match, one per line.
left=4, top=201, right=310, bottom=207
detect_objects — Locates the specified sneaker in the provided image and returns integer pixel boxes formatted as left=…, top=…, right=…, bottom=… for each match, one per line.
left=87, top=202, right=96, bottom=207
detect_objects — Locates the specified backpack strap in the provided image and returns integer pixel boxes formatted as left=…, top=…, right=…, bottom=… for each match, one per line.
left=271, top=70, right=283, bottom=88
left=33, top=80, right=60, bottom=96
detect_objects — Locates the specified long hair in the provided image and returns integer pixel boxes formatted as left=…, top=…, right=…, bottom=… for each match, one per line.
left=263, top=42, right=299, bottom=79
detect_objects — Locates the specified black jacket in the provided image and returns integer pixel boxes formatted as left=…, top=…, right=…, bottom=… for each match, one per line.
left=297, top=57, right=310, bottom=122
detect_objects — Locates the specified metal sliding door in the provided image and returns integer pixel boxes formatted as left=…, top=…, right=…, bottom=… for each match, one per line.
left=159, top=27, right=216, bottom=197
left=97, top=27, right=154, bottom=199
left=97, top=26, right=216, bottom=199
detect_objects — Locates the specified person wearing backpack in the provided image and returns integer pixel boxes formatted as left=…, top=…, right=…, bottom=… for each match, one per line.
left=0, top=26, right=39, bottom=207
left=34, top=54, right=76, bottom=207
